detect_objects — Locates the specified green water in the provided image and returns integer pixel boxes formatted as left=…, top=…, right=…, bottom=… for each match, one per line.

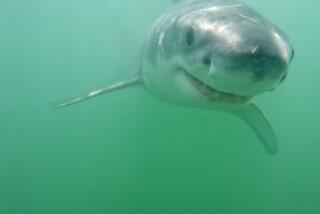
left=1, top=0, right=319, bottom=213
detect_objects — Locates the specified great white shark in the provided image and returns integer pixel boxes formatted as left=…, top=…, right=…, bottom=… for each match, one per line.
left=53, top=0, right=294, bottom=154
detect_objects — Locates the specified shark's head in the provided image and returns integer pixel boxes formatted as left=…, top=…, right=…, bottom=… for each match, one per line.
left=147, top=1, right=294, bottom=105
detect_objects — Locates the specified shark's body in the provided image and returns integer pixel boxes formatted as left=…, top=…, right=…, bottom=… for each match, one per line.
left=54, top=0, right=294, bottom=154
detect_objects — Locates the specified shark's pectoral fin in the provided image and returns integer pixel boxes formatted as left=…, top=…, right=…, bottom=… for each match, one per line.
left=52, top=73, right=142, bottom=108
left=232, top=102, right=278, bottom=154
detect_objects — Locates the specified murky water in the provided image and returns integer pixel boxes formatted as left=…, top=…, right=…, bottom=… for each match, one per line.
left=1, top=0, right=319, bottom=213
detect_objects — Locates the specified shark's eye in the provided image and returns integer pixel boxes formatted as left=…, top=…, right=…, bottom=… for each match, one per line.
left=202, top=56, right=211, bottom=66
left=186, top=27, right=194, bottom=47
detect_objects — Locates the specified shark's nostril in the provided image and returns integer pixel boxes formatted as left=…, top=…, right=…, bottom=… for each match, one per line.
left=290, top=48, right=295, bottom=63
left=280, top=73, right=287, bottom=82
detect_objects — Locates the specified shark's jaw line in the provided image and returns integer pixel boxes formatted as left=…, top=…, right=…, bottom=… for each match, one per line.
left=182, top=69, right=252, bottom=104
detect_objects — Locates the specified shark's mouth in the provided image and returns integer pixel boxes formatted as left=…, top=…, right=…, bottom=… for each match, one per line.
left=184, top=71, right=252, bottom=104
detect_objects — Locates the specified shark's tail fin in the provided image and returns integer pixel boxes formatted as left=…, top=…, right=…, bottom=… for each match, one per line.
left=52, top=74, right=141, bottom=108
left=232, top=102, right=278, bottom=154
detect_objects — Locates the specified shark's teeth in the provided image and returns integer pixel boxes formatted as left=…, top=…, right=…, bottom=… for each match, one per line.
left=184, top=71, right=252, bottom=104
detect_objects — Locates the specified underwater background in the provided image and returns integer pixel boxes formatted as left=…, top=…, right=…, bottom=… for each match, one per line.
left=1, top=0, right=319, bottom=213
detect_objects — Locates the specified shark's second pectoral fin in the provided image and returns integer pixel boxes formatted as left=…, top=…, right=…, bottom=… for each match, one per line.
left=232, top=102, right=278, bottom=154
left=52, top=74, right=142, bottom=108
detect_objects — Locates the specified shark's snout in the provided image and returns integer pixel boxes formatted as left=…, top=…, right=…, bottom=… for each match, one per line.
left=206, top=22, right=294, bottom=96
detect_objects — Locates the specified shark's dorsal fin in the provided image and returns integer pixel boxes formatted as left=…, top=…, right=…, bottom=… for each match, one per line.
left=52, top=73, right=141, bottom=108
left=172, top=0, right=202, bottom=3
left=172, top=0, right=187, bottom=3
left=232, top=102, right=278, bottom=154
